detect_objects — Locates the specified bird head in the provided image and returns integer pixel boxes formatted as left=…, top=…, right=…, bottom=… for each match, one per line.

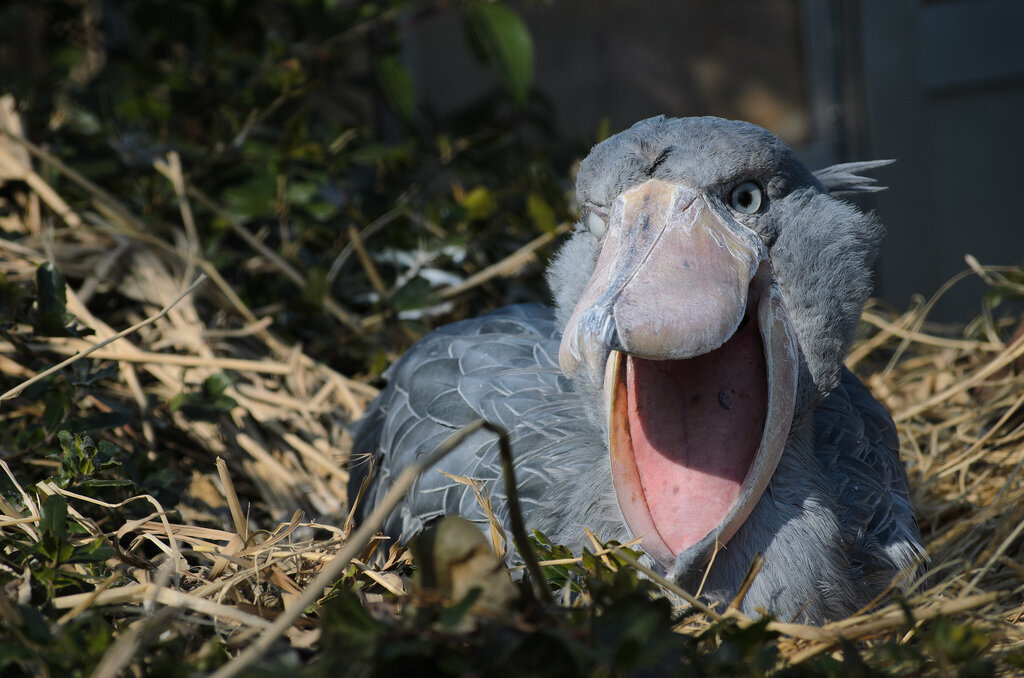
left=547, top=115, right=886, bottom=569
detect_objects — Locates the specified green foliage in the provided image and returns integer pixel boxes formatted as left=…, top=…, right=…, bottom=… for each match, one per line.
left=169, top=372, right=239, bottom=421
left=46, top=430, right=131, bottom=490
left=34, top=263, right=75, bottom=337
left=0, top=602, right=115, bottom=678
left=314, top=550, right=694, bottom=678
left=0, top=265, right=114, bottom=449
left=0, top=431, right=128, bottom=601
left=464, top=1, right=535, bottom=105
left=375, top=55, right=419, bottom=124
left=0, top=427, right=1014, bottom=677
left=0, top=264, right=87, bottom=341
left=1, top=0, right=572, bottom=369
left=31, top=494, right=116, bottom=592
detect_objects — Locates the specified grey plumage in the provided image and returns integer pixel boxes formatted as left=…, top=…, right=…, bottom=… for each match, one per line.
left=813, top=159, right=895, bottom=196
left=349, top=116, right=924, bottom=623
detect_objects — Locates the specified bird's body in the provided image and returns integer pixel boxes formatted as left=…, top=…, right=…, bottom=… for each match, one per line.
left=350, top=116, right=924, bottom=623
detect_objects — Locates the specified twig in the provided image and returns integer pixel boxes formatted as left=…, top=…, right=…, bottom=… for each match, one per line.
left=0, top=143, right=83, bottom=229
left=610, top=546, right=724, bottom=621
left=783, top=592, right=1000, bottom=664
left=881, top=268, right=978, bottom=382
left=962, top=517, right=1024, bottom=597
left=0, top=340, right=300, bottom=375
left=328, top=206, right=405, bottom=282
left=90, top=608, right=180, bottom=678
left=861, top=310, right=1000, bottom=352
left=728, top=552, right=764, bottom=612
left=508, top=536, right=644, bottom=570
left=56, top=573, right=122, bottom=626
left=894, top=329, right=1024, bottom=422
left=153, top=151, right=200, bottom=282
left=489, top=421, right=555, bottom=606
left=0, top=274, right=207, bottom=403
left=210, top=420, right=496, bottom=678
left=347, top=225, right=388, bottom=298
left=0, top=126, right=139, bottom=229
left=187, top=185, right=361, bottom=331
left=434, top=224, right=570, bottom=300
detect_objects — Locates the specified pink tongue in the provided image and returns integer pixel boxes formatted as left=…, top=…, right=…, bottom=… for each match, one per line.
left=625, top=322, right=767, bottom=555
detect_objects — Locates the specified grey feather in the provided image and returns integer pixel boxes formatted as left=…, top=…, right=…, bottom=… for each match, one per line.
left=813, top=159, right=895, bottom=196
left=770, top=188, right=883, bottom=410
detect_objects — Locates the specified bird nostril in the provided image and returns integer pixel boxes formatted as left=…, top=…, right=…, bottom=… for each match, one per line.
left=572, top=307, right=620, bottom=382
left=580, top=307, right=620, bottom=348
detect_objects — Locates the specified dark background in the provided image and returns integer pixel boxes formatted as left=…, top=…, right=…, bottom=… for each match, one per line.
left=406, top=0, right=1024, bottom=320
left=3, top=0, right=1023, bottom=326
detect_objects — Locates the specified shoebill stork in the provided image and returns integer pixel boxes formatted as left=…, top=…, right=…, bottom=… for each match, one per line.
left=348, top=116, right=924, bottom=623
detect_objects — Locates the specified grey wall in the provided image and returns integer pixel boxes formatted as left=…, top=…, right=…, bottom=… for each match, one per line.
left=859, top=0, right=1024, bottom=319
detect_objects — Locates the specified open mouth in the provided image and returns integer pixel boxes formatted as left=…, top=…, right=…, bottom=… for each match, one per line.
left=607, top=274, right=796, bottom=567
left=559, top=178, right=800, bottom=571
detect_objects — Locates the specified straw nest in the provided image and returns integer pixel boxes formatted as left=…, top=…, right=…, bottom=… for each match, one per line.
left=2, top=95, right=1024, bottom=674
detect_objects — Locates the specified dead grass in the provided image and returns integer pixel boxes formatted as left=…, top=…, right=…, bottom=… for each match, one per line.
left=3, top=94, right=1024, bottom=671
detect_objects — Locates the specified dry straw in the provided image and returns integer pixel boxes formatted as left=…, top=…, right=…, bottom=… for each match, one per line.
left=2, top=95, right=1024, bottom=670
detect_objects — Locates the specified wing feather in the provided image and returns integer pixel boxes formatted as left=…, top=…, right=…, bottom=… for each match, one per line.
left=813, top=367, right=926, bottom=584
left=349, top=304, right=612, bottom=547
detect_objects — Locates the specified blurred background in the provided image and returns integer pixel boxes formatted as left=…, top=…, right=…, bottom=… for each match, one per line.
left=407, top=0, right=1024, bottom=320
left=2, top=0, right=1023, bottom=337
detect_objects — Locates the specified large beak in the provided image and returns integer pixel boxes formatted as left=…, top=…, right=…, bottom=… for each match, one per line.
left=559, top=179, right=800, bottom=571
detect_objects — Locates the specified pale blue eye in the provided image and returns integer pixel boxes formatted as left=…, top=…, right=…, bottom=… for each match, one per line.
left=730, top=181, right=763, bottom=214
left=588, top=211, right=607, bottom=239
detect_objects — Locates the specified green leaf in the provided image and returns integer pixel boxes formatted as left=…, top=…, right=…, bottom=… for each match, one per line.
left=375, top=55, right=418, bottom=122
left=526, top=192, right=557, bottom=233
left=461, top=186, right=497, bottom=221
left=77, top=479, right=133, bottom=489
left=66, top=405, right=133, bottom=433
left=68, top=537, right=116, bottom=564
left=303, top=266, right=329, bottom=308
left=204, top=373, right=234, bottom=399
left=306, top=200, right=339, bottom=221
left=56, top=430, right=75, bottom=457
left=168, top=375, right=237, bottom=421
left=285, top=180, right=318, bottom=206
left=1005, top=654, right=1024, bottom=669
left=464, top=2, right=534, bottom=104
left=34, top=263, right=71, bottom=337
left=0, top=272, right=28, bottom=323
left=37, top=494, right=72, bottom=563
left=39, top=495, right=68, bottom=545
left=391, top=277, right=431, bottom=312
left=223, top=173, right=278, bottom=220
left=42, top=392, right=68, bottom=433
left=68, top=362, right=119, bottom=387
left=438, top=587, right=482, bottom=630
